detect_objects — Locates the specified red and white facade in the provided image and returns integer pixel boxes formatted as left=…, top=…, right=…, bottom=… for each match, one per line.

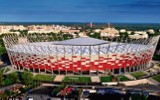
left=3, top=35, right=160, bottom=75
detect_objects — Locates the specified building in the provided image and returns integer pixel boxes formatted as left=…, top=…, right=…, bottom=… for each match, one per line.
left=3, top=34, right=160, bottom=75
left=147, top=29, right=155, bottom=34
left=101, top=28, right=119, bottom=37
left=129, top=31, right=148, bottom=39
left=94, top=29, right=101, bottom=33
left=0, top=26, right=3, bottom=33
left=27, top=25, right=80, bottom=34
left=61, top=29, right=80, bottom=34
left=120, top=29, right=126, bottom=33
left=28, top=25, right=36, bottom=31
left=0, top=25, right=27, bottom=34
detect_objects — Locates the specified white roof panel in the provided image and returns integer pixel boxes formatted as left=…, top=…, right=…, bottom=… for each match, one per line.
left=55, top=37, right=108, bottom=46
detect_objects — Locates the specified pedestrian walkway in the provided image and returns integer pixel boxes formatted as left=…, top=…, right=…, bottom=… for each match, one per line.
left=91, top=76, right=100, bottom=83
left=2, top=65, right=17, bottom=75
left=124, top=73, right=136, bottom=80
left=123, top=79, right=152, bottom=86
left=147, top=78, right=160, bottom=86
left=25, top=94, right=51, bottom=100
left=102, top=78, right=160, bottom=86
left=54, top=75, right=65, bottom=82
left=142, top=71, right=150, bottom=76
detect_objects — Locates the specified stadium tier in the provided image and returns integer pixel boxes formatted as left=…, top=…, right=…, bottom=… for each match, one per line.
left=3, top=35, right=160, bottom=75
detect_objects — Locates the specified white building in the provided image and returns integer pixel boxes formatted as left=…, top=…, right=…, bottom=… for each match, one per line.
left=120, top=29, right=126, bottom=33
left=147, top=29, right=155, bottom=34
left=101, top=28, right=119, bottom=37
left=94, top=29, right=101, bottom=33
left=129, top=31, right=148, bottom=39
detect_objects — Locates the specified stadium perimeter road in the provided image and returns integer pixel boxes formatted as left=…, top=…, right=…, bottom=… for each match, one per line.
left=41, top=83, right=160, bottom=91
left=24, top=94, right=52, bottom=100
left=19, top=84, right=160, bottom=100
left=26, top=83, right=160, bottom=94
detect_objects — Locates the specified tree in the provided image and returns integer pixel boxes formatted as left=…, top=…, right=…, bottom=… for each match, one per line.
left=0, top=71, right=3, bottom=87
left=4, top=77, right=12, bottom=86
left=7, top=72, right=19, bottom=83
left=5, top=90, right=13, bottom=97
left=0, top=34, right=7, bottom=55
left=90, top=32, right=100, bottom=39
left=0, top=45, right=6, bottom=55
left=3, top=72, right=19, bottom=86
left=130, top=32, right=135, bottom=35
left=119, top=32, right=129, bottom=39
left=0, top=93, right=8, bottom=100
left=22, top=71, right=33, bottom=86
left=51, top=32, right=58, bottom=41
left=130, top=94, right=147, bottom=100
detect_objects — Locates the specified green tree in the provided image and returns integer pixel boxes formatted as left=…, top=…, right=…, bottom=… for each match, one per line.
left=90, top=32, right=100, bottom=39
left=51, top=32, right=58, bottom=41
left=22, top=71, right=33, bottom=86
left=130, top=32, right=135, bottom=35
left=7, top=72, right=19, bottom=83
left=0, top=45, right=6, bottom=55
left=0, top=93, right=8, bottom=100
left=119, top=32, right=129, bottom=39
left=5, top=90, right=13, bottom=97
left=4, top=77, right=12, bottom=86
left=0, top=34, right=7, bottom=55
left=0, top=71, right=3, bottom=87
left=131, top=94, right=147, bottom=100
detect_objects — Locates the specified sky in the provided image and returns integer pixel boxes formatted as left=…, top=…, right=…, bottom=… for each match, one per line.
left=0, top=0, right=160, bottom=23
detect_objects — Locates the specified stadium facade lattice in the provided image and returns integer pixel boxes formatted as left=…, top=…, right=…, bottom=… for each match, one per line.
left=3, top=34, right=160, bottom=75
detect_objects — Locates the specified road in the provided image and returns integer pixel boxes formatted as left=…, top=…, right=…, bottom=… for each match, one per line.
left=41, top=83, right=160, bottom=92
left=21, top=83, right=160, bottom=100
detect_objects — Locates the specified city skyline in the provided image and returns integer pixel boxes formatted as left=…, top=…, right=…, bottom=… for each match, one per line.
left=0, top=0, right=160, bottom=23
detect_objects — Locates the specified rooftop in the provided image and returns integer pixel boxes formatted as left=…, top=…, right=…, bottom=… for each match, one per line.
left=55, top=37, right=108, bottom=46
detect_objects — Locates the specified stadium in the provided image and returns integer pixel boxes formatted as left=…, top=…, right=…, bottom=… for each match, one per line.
left=3, top=34, right=160, bottom=75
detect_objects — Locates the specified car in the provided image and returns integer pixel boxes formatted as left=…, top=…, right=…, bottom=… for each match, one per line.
left=8, top=97, right=14, bottom=100
left=97, top=89, right=105, bottom=95
left=27, top=97, right=33, bottom=100
left=47, top=98, right=51, bottom=100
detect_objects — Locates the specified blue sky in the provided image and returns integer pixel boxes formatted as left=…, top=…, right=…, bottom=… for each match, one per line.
left=0, top=0, right=160, bottom=23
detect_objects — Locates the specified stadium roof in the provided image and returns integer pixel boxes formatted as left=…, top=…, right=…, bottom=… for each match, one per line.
left=55, top=37, right=108, bottom=46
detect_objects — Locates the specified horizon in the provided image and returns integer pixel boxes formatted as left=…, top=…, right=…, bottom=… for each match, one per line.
left=0, top=21, right=160, bottom=24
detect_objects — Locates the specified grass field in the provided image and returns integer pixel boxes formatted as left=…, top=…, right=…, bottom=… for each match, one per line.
left=131, top=72, right=146, bottom=79
left=116, top=75, right=130, bottom=81
left=63, top=76, right=91, bottom=83
left=0, top=68, right=3, bottom=73
left=152, top=74, right=160, bottom=82
left=34, top=74, right=55, bottom=82
left=100, top=76, right=113, bottom=82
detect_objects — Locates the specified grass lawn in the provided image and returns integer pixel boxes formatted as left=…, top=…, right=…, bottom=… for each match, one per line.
left=100, top=76, right=113, bottom=82
left=0, top=68, right=4, bottom=73
left=63, top=76, right=91, bottom=83
left=116, top=75, right=130, bottom=81
left=131, top=72, right=146, bottom=79
left=34, top=74, right=55, bottom=82
left=152, top=74, right=160, bottom=82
